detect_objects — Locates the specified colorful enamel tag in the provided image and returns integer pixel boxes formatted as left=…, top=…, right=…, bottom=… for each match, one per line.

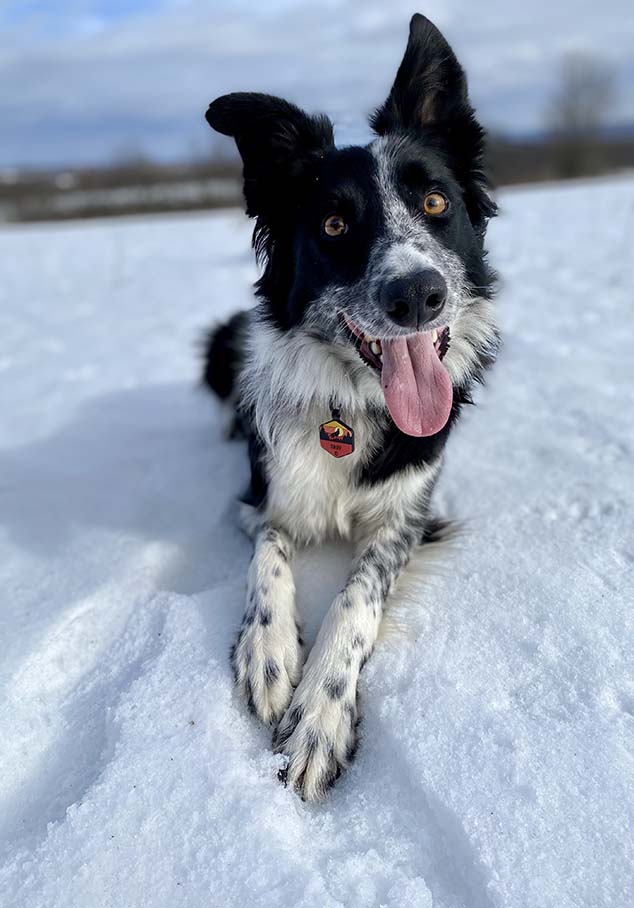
left=319, top=411, right=355, bottom=459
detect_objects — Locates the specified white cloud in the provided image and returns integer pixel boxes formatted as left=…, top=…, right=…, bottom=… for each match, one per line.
left=2, top=0, right=633, bottom=167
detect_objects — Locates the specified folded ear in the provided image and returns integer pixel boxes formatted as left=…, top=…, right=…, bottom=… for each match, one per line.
left=370, top=14, right=469, bottom=134
left=206, top=93, right=334, bottom=220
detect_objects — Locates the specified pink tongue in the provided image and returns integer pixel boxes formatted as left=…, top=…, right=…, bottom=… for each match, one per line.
left=381, top=332, right=453, bottom=437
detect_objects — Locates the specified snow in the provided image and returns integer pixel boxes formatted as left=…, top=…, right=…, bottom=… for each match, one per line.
left=1, top=176, right=634, bottom=908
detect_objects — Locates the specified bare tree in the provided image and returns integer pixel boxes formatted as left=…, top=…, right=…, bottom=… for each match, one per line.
left=547, top=53, right=615, bottom=177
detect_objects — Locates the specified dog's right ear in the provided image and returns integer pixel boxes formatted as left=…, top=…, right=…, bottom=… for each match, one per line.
left=205, top=93, right=334, bottom=220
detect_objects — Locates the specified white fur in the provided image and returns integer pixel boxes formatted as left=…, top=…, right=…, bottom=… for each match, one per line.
left=232, top=528, right=304, bottom=726
left=370, top=136, right=499, bottom=389
left=369, top=136, right=470, bottom=328
left=446, top=296, right=498, bottom=388
left=241, top=318, right=385, bottom=449
left=240, top=313, right=440, bottom=545
left=227, top=137, right=498, bottom=799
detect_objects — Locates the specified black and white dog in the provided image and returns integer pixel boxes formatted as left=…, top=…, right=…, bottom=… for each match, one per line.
left=203, top=14, right=498, bottom=800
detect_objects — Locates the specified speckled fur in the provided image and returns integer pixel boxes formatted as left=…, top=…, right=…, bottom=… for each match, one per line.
left=203, top=13, right=498, bottom=799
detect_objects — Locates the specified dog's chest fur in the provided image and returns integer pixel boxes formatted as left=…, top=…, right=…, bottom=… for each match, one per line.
left=265, top=408, right=439, bottom=544
left=234, top=297, right=499, bottom=541
left=240, top=326, right=441, bottom=544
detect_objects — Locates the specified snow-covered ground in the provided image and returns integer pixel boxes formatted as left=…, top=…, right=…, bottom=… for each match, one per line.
left=1, top=176, right=633, bottom=908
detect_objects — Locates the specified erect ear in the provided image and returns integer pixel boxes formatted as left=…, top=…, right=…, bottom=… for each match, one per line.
left=371, top=15, right=496, bottom=232
left=205, top=93, right=334, bottom=220
left=370, top=14, right=469, bottom=134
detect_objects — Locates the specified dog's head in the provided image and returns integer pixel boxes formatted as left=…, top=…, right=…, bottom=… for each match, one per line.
left=206, top=14, right=497, bottom=437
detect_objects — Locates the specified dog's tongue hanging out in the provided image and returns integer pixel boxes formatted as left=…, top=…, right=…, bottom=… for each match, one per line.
left=381, top=332, right=453, bottom=437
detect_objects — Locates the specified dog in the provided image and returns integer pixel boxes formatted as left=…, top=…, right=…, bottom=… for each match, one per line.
left=202, top=13, right=498, bottom=800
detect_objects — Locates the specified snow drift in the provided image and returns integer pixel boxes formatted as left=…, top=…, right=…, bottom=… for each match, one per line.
left=1, top=177, right=633, bottom=907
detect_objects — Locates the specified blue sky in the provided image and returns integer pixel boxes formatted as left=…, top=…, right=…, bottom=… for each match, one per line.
left=2, top=0, right=633, bottom=169
left=1, top=0, right=167, bottom=30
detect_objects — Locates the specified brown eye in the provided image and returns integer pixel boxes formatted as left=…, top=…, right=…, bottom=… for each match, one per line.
left=422, top=192, right=449, bottom=216
left=323, top=213, right=348, bottom=237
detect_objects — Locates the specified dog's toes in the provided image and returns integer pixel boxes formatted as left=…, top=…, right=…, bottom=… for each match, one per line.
left=273, top=692, right=359, bottom=800
left=231, top=619, right=305, bottom=726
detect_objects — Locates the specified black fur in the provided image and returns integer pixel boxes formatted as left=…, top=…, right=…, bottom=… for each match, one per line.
left=370, top=13, right=496, bottom=233
left=203, top=14, right=497, bottom=490
left=202, top=310, right=248, bottom=399
left=206, top=94, right=335, bottom=330
left=201, top=14, right=498, bottom=800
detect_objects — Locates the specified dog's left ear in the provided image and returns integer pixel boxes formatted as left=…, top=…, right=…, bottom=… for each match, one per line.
left=370, top=14, right=469, bottom=135
left=371, top=14, right=495, bottom=229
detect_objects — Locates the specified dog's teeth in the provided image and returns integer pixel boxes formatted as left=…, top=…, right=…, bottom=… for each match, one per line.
left=369, top=341, right=381, bottom=355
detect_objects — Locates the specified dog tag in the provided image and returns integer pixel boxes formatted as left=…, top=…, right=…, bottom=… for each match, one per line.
left=319, top=410, right=355, bottom=459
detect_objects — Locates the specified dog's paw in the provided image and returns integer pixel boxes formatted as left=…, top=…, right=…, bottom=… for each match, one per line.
left=272, top=680, right=359, bottom=801
left=231, top=613, right=305, bottom=727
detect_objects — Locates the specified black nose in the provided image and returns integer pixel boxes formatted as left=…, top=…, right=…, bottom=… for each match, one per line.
left=380, top=269, right=447, bottom=329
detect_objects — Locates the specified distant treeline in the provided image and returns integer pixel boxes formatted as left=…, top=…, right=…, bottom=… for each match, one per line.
left=487, top=131, right=634, bottom=186
left=1, top=132, right=633, bottom=223
left=0, top=159, right=243, bottom=223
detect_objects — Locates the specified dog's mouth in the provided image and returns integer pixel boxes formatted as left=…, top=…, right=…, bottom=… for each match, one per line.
left=340, top=313, right=453, bottom=438
left=341, top=314, right=450, bottom=371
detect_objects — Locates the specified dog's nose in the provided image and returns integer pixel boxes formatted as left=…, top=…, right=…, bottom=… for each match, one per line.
left=380, top=269, right=447, bottom=329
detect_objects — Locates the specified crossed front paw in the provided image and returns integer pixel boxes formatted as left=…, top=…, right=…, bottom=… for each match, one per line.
left=272, top=677, right=359, bottom=801
left=231, top=613, right=305, bottom=726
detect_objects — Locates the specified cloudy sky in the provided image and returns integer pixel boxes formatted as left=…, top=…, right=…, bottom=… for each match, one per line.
left=2, top=0, right=633, bottom=169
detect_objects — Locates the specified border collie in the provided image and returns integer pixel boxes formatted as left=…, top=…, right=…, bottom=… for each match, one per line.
left=203, top=13, right=498, bottom=800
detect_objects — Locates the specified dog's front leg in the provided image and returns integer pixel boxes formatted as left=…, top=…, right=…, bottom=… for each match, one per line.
left=231, top=526, right=305, bottom=726
left=273, top=523, right=417, bottom=800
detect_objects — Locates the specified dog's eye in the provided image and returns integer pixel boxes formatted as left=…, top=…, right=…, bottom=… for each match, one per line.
left=323, top=213, right=348, bottom=237
left=422, top=192, right=449, bottom=216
